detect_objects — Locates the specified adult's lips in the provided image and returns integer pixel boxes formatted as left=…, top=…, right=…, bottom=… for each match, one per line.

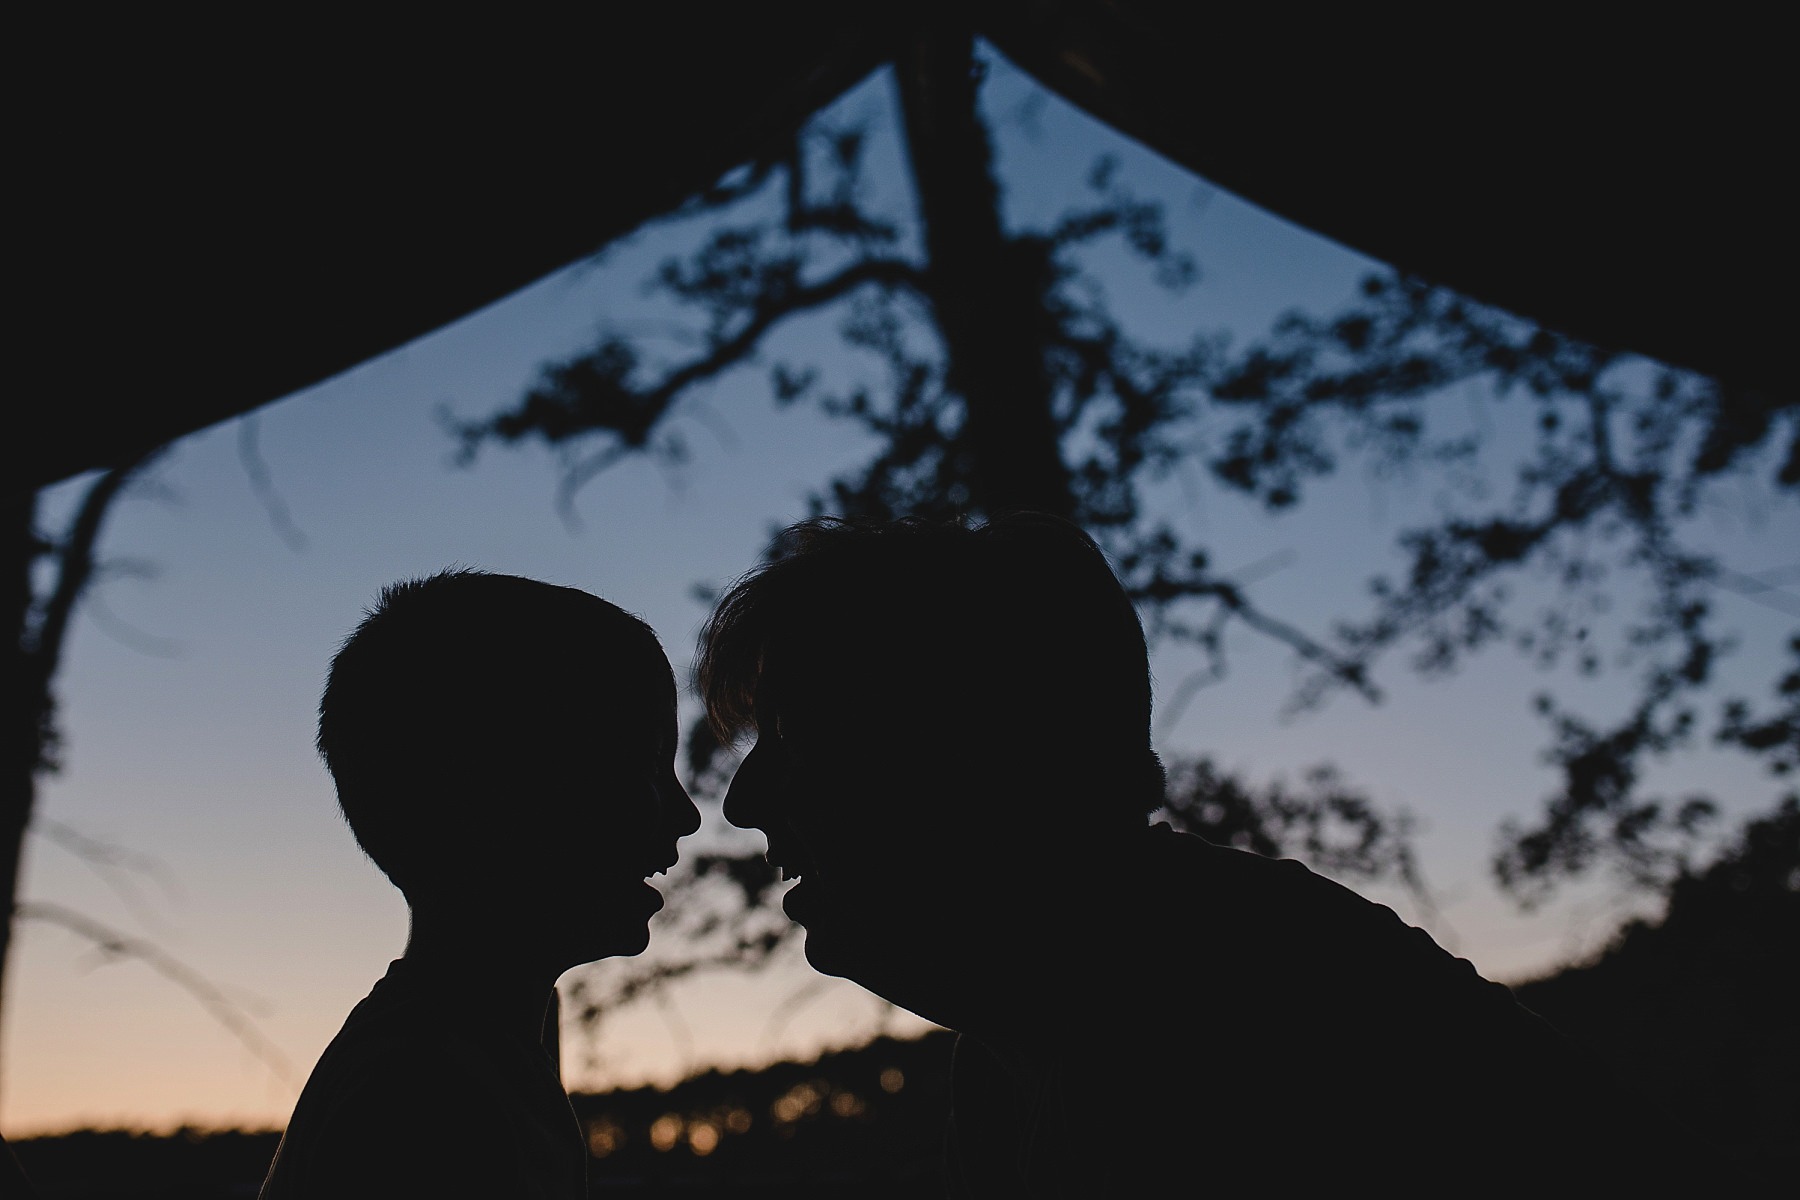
left=763, top=842, right=821, bottom=920
left=764, top=842, right=816, bottom=884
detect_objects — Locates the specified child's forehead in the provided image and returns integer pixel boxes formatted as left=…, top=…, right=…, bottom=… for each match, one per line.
left=538, top=651, right=675, bottom=717
left=550, top=615, right=670, bottom=672
left=534, top=659, right=674, bottom=710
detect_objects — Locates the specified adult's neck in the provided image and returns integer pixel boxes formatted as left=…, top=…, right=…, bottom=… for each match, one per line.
left=912, top=821, right=1160, bottom=1061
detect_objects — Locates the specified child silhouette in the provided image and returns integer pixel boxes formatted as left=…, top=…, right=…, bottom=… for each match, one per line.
left=261, top=571, right=699, bottom=1199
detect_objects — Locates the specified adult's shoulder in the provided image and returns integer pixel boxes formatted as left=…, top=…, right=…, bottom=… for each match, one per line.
left=1138, top=823, right=1405, bottom=942
left=1142, top=820, right=1375, bottom=898
left=1132, top=823, right=1526, bottom=1025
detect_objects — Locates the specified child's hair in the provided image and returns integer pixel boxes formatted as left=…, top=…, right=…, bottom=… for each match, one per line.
left=317, top=570, right=671, bottom=896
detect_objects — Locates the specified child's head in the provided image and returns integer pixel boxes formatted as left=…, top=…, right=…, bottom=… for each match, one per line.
left=317, top=570, right=698, bottom=958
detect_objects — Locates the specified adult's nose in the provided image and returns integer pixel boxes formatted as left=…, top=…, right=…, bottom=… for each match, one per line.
left=722, top=739, right=772, bottom=831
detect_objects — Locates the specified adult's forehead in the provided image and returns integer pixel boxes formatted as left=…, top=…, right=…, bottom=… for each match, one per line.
left=760, top=639, right=950, bottom=726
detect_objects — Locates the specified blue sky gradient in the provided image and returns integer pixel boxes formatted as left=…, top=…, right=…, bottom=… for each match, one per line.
left=8, top=53, right=1794, bottom=1134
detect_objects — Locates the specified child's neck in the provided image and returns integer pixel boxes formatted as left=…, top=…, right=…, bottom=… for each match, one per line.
left=400, top=904, right=567, bottom=1042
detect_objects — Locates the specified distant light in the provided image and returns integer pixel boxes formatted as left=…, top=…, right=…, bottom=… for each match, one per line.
left=585, top=1118, right=625, bottom=1158
left=772, top=1081, right=823, bottom=1124
left=879, top=1067, right=905, bottom=1093
left=688, top=1120, right=720, bottom=1156
left=650, top=1113, right=684, bottom=1152
left=725, top=1107, right=753, bottom=1133
left=830, top=1090, right=865, bottom=1118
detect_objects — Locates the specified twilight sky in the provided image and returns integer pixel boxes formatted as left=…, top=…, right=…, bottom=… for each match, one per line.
left=7, top=51, right=1794, bottom=1135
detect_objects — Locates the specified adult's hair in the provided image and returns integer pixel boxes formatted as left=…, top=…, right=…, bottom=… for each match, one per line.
left=317, top=570, right=669, bottom=896
left=698, top=513, right=1165, bottom=820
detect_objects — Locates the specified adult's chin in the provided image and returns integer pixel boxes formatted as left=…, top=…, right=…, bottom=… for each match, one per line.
left=797, top=915, right=898, bottom=993
left=800, top=930, right=946, bottom=1024
left=797, top=906, right=948, bottom=1022
left=780, top=876, right=817, bottom=925
left=779, top=883, right=838, bottom=971
left=799, top=926, right=859, bottom=982
left=583, top=920, right=652, bottom=963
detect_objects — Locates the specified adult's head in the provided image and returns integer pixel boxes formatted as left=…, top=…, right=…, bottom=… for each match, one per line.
left=699, top=514, right=1163, bottom=1011
left=318, top=570, right=699, bottom=964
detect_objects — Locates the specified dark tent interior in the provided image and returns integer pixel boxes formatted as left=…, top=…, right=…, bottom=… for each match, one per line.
left=19, top=4, right=1787, bottom=489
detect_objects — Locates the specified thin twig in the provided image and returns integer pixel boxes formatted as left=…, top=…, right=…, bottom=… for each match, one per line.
left=650, top=989, right=696, bottom=1080
left=761, top=977, right=833, bottom=1051
left=18, top=901, right=294, bottom=1084
left=537, top=258, right=928, bottom=513
left=1706, top=561, right=1800, bottom=617
left=237, top=415, right=310, bottom=551
left=79, top=591, right=184, bottom=659
left=33, top=819, right=183, bottom=930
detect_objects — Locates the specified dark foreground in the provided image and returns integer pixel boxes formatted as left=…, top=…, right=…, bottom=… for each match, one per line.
left=10, top=1033, right=956, bottom=1199
left=13, top=840, right=1796, bottom=1198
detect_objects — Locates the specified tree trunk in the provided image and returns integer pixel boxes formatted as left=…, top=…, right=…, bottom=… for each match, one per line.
left=0, top=485, right=38, bottom=1100
left=0, top=457, right=149, bottom=1094
left=895, top=27, right=1074, bottom=520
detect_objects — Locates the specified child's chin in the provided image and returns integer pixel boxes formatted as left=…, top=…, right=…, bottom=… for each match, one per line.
left=570, top=881, right=664, bottom=958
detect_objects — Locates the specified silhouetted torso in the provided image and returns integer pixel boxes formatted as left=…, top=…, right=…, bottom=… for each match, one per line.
left=258, top=958, right=585, bottom=1200
left=945, top=824, right=1710, bottom=1196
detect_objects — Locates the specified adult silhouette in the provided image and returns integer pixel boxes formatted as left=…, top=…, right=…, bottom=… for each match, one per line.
left=260, top=571, right=699, bottom=1199
left=703, top=514, right=1718, bottom=1195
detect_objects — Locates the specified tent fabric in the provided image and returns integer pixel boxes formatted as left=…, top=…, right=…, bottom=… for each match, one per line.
left=20, top=5, right=1787, bottom=489
left=984, top=3, right=1788, bottom=403
left=19, top=8, right=895, bottom=487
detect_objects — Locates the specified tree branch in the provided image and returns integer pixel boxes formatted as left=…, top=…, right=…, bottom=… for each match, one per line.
left=17, top=900, right=294, bottom=1084
left=28, top=450, right=162, bottom=711
left=1123, top=560, right=1381, bottom=706
left=33, top=818, right=182, bottom=932
left=645, top=257, right=925, bottom=410
left=237, top=415, right=309, bottom=552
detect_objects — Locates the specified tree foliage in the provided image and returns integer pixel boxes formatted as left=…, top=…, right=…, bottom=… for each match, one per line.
left=452, top=43, right=1798, bottom=1040
left=1208, top=276, right=1798, bottom=901
left=1511, top=796, right=1799, bottom=1180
